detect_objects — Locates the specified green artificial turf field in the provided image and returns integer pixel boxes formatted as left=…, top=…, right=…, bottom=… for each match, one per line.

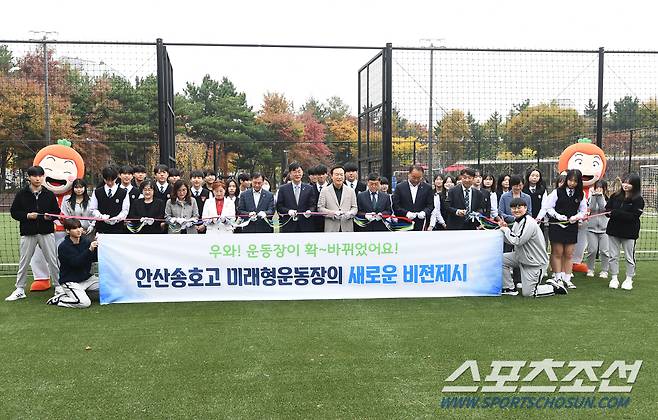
left=1, top=263, right=656, bottom=419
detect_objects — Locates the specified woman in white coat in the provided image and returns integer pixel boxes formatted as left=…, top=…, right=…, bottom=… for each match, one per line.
left=202, top=179, right=236, bottom=234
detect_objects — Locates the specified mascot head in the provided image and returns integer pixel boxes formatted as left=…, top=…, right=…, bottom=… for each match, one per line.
left=557, top=138, right=606, bottom=189
left=33, top=139, right=85, bottom=196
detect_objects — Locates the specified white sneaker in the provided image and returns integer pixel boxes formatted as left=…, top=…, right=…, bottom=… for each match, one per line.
left=621, top=277, right=633, bottom=290
left=599, top=271, right=608, bottom=279
left=54, top=285, right=65, bottom=295
left=609, top=277, right=619, bottom=289
left=586, top=270, right=595, bottom=277
left=5, top=288, right=26, bottom=301
left=563, top=278, right=577, bottom=289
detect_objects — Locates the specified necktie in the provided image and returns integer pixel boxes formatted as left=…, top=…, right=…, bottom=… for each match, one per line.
left=530, top=187, right=535, bottom=194
left=464, top=188, right=470, bottom=212
left=160, top=185, right=165, bottom=194
left=294, top=185, right=300, bottom=205
left=568, top=189, right=573, bottom=197
left=194, top=190, right=199, bottom=197
left=318, top=184, right=323, bottom=192
left=108, top=189, right=113, bottom=199
left=371, top=192, right=377, bottom=207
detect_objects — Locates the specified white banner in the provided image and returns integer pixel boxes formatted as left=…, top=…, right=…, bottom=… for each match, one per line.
left=98, top=230, right=503, bottom=304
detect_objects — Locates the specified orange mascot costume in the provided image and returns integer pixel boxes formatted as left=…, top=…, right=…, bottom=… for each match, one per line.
left=557, top=138, right=606, bottom=273
left=29, top=139, right=85, bottom=291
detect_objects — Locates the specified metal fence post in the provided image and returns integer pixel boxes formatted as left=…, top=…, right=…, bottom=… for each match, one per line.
left=382, top=43, right=393, bottom=183
left=596, top=47, right=605, bottom=148
left=428, top=49, right=434, bottom=181
left=43, top=38, right=51, bottom=143
left=628, top=129, right=634, bottom=174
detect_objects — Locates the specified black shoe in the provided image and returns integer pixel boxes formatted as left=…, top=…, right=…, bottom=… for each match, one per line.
left=546, top=279, right=568, bottom=295
left=501, top=288, right=519, bottom=296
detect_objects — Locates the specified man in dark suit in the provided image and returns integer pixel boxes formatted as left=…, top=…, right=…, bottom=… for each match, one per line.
left=237, top=173, right=275, bottom=233
left=344, top=162, right=367, bottom=193
left=446, top=167, right=490, bottom=230
left=392, top=165, right=434, bottom=231
left=357, top=173, right=393, bottom=232
left=276, top=162, right=317, bottom=233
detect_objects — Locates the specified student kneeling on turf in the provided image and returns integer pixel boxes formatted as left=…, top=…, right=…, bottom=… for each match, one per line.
left=47, top=218, right=99, bottom=308
left=498, top=198, right=568, bottom=297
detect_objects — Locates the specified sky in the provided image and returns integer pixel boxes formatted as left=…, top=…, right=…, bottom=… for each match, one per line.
left=2, top=0, right=655, bottom=121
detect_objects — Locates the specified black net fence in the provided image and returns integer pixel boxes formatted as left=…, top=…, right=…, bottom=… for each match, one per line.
left=1, top=42, right=658, bottom=275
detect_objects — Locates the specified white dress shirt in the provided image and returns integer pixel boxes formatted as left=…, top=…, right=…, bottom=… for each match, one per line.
left=409, top=182, right=419, bottom=204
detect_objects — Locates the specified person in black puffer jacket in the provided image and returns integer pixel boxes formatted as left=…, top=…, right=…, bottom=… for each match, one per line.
left=605, top=174, right=645, bottom=291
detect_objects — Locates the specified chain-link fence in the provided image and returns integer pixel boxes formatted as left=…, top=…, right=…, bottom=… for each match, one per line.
left=2, top=41, right=658, bottom=275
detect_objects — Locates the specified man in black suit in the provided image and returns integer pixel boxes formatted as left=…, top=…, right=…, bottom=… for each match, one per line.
left=275, top=162, right=317, bottom=233
left=344, top=162, right=367, bottom=193
left=238, top=173, right=276, bottom=233
left=357, top=173, right=393, bottom=232
left=446, top=167, right=490, bottom=230
left=392, top=165, right=434, bottom=231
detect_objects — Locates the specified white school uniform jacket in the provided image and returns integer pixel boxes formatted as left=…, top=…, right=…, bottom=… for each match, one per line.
left=202, top=197, right=236, bottom=234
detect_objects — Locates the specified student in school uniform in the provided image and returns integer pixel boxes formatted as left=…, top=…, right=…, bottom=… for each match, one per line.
left=357, top=173, right=393, bottom=232
left=496, top=174, right=511, bottom=204
left=481, top=173, right=500, bottom=220
left=167, top=167, right=182, bottom=186
left=544, top=169, right=587, bottom=289
left=202, top=179, right=236, bottom=235
left=132, top=165, right=147, bottom=189
left=344, top=162, right=367, bottom=193
left=499, top=197, right=568, bottom=297
left=153, top=164, right=172, bottom=202
left=203, top=169, right=217, bottom=191
left=118, top=165, right=140, bottom=203
left=392, top=164, right=434, bottom=231
left=276, top=162, right=317, bottom=233
left=428, top=174, right=447, bottom=230
left=189, top=170, right=212, bottom=233
left=445, top=168, right=488, bottom=230
left=88, top=166, right=130, bottom=235
left=126, top=179, right=166, bottom=234
left=237, top=173, right=275, bottom=234
left=380, top=176, right=391, bottom=194
left=6, top=166, right=63, bottom=302
left=61, top=178, right=94, bottom=239
left=225, top=178, right=239, bottom=206
left=523, top=168, right=548, bottom=246
left=237, top=172, right=251, bottom=197
left=605, top=174, right=644, bottom=290
left=309, top=165, right=330, bottom=233
left=46, top=218, right=100, bottom=309
left=585, top=179, right=610, bottom=279
left=165, top=180, right=201, bottom=234
left=430, top=174, right=449, bottom=229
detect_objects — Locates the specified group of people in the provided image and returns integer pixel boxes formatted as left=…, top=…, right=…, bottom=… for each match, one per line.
left=427, top=167, right=644, bottom=297
left=6, top=160, right=644, bottom=307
